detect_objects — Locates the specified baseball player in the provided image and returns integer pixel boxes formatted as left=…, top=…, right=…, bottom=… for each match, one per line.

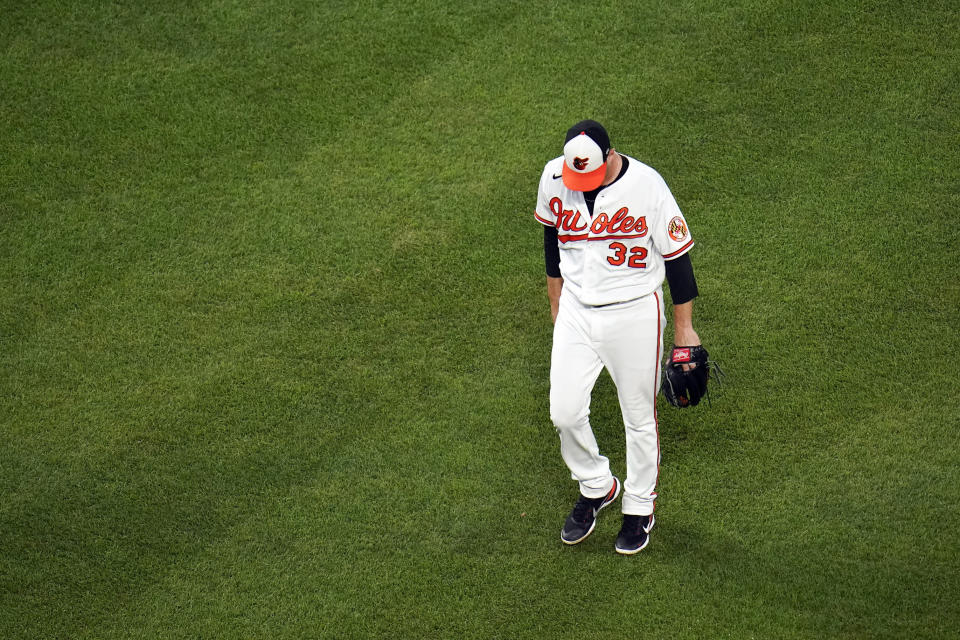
left=535, top=120, right=706, bottom=554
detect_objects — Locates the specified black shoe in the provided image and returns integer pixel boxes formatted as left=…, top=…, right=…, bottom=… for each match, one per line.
left=560, top=477, right=621, bottom=545
left=615, top=513, right=655, bottom=555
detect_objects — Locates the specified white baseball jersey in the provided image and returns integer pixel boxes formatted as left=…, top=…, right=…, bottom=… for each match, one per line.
left=535, top=154, right=694, bottom=306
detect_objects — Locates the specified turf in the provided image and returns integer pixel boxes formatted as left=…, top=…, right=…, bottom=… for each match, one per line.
left=1, top=0, right=957, bottom=638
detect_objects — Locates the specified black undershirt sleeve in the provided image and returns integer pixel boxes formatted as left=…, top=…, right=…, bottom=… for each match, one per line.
left=664, top=252, right=698, bottom=304
left=544, top=225, right=561, bottom=277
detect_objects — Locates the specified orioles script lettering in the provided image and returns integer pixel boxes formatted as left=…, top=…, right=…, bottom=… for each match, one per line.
left=549, top=197, right=648, bottom=237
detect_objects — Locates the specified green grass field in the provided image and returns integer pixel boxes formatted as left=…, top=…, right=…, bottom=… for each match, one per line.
left=2, top=0, right=958, bottom=637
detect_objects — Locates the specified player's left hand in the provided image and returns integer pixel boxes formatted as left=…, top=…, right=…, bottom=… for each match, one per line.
left=672, top=328, right=700, bottom=371
left=661, top=345, right=721, bottom=408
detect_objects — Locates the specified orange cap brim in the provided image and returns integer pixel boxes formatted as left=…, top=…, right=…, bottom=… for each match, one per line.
left=562, top=162, right=606, bottom=191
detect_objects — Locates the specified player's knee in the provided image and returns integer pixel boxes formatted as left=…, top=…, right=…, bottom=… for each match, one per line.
left=550, top=400, right=587, bottom=432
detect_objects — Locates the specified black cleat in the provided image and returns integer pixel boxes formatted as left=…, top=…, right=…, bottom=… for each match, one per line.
left=560, top=477, right=621, bottom=545
left=615, top=513, right=655, bottom=555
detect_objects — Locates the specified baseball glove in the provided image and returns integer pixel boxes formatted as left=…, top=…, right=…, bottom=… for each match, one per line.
left=661, top=345, right=718, bottom=408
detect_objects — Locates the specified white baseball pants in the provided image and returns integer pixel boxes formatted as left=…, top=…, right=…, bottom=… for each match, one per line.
left=550, top=289, right=664, bottom=516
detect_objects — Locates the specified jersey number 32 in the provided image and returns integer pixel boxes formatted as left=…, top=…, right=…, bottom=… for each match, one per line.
left=607, top=242, right=647, bottom=269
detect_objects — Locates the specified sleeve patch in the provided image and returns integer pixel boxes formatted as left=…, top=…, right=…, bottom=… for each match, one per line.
left=668, top=216, right=689, bottom=242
